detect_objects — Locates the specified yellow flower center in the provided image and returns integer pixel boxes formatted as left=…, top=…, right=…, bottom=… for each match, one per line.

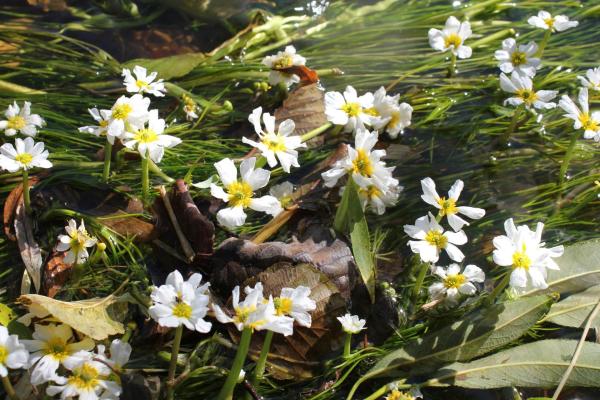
left=112, top=103, right=132, bottom=120
left=7, top=115, right=26, bottom=130
left=360, top=185, right=382, bottom=199
left=67, top=363, right=100, bottom=390
left=425, top=230, right=448, bottom=249
left=227, top=181, right=253, bottom=208
left=388, top=111, right=401, bottom=128
left=437, top=197, right=457, bottom=216
left=363, top=107, right=380, bottom=116
left=512, top=249, right=531, bottom=271
left=44, top=337, right=70, bottom=361
left=233, top=305, right=257, bottom=325
left=134, top=128, right=158, bottom=144
left=99, top=120, right=108, bottom=128
left=342, top=102, right=362, bottom=117
left=172, top=302, right=193, bottom=319
left=544, top=17, right=555, bottom=28
left=352, top=149, right=374, bottom=177
left=274, top=297, right=293, bottom=316
left=136, top=79, right=148, bottom=89
left=385, top=390, right=415, bottom=400
left=0, top=346, right=8, bottom=365
left=444, top=273, right=466, bottom=289
left=272, top=55, right=293, bottom=69
left=511, top=51, right=527, bottom=66
left=515, top=89, right=538, bottom=105
left=444, top=33, right=462, bottom=48
left=263, top=134, right=287, bottom=152
left=14, top=152, right=33, bottom=166
left=579, top=113, right=599, bottom=131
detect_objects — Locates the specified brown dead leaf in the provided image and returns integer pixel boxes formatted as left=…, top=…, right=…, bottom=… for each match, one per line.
left=99, top=210, right=156, bottom=242
left=42, top=252, right=72, bottom=298
left=3, top=176, right=39, bottom=241
left=27, top=0, right=68, bottom=12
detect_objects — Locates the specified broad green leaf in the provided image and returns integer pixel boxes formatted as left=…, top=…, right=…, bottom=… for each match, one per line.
left=364, top=295, right=551, bottom=380
left=424, top=339, right=600, bottom=389
left=526, top=239, right=600, bottom=296
left=543, top=284, right=600, bottom=329
left=122, top=53, right=206, bottom=80
left=333, top=178, right=375, bottom=302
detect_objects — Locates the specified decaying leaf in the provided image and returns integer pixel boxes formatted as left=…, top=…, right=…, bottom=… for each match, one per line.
left=3, top=176, right=39, bottom=241
left=99, top=210, right=156, bottom=242
left=42, top=252, right=72, bottom=298
left=14, top=203, right=42, bottom=293
left=18, top=294, right=125, bottom=340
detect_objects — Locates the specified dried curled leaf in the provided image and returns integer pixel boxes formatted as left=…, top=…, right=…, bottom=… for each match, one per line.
left=17, top=294, right=125, bottom=340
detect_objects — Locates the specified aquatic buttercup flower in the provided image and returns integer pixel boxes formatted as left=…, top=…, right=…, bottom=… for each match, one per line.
left=106, top=94, right=150, bottom=140
left=528, top=11, right=578, bottom=32
left=243, top=107, right=306, bottom=173
left=269, top=181, right=294, bottom=208
left=275, top=286, right=316, bottom=327
left=494, top=38, right=540, bottom=78
left=354, top=173, right=401, bottom=215
left=404, top=212, right=467, bottom=263
left=578, top=67, right=600, bottom=92
left=370, top=86, right=413, bottom=139
left=420, top=177, right=485, bottom=231
left=385, top=387, right=423, bottom=400
left=210, top=157, right=282, bottom=228
left=559, top=88, right=600, bottom=141
left=325, top=86, right=380, bottom=133
left=0, top=137, right=52, bottom=172
left=122, top=109, right=181, bottom=163
left=262, top=45, right=306, bottom=88
left=46, top=349, right=121, bottom=400
left=0, top=101, right=44, bottom=137
left=428, top=16, right=472, bottom=59
left=492, top=218, right=564, bottom=290
left=97, top=339, right=131, bottom=373
left=149, top=270, right=212, bottom=333
left=22, top=323, right=95, bottom=385
left=78, top=108, right=113, bottom=142
left=122, top=65, right=166, bottom=97
left=182, top=94, right=199, bottom=121
left=0, top=325, right=28, bottom=377
left=337, top=313, right=366, bottom=334
left=56, top=219, right=98, bottom=266
left=500, top=72, right=557, bottom=110
left=429, top=264, right=485, bottom=304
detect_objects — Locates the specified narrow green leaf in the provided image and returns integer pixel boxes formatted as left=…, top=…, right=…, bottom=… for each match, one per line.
left=425, top=339, right=600, bottom=389
left=122, top=53, right=206, bottom=80
left=544, top=284, right=600, bottom=329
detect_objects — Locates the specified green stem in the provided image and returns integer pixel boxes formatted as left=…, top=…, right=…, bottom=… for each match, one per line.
left=412, top=261, right=430, bottom=300
left=217, top=327, right=253, bottom=400
left=1, top=376, right=19, bottom=400
left=251, top=330, right=273, bottom=386
left=149, top=159, right=174, bottom=183
left=21, top=169, right=31, bottom=214
left=447, top=52, right=457, bottom=78
left=503, top=106, right=523, bottom=145
left=558, top=131, right=579, bottom=188
left=486, top=273, right=511, bottom=306
left=300, top=122, right=332, bottom=143
left=166, top=325, right=184, bottom=400
left=343, top=333, right=352, bottom=357
left=141, top=150, right=150, bottom=203
left=102, top=142, right=112, bottom=182
left=536, top=29, right=552, bottom=58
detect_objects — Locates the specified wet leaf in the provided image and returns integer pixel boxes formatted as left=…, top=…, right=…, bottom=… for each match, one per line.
left=425, top=339, right=600, bottom=389
left=274, top=83, right=327, bottom=145
left=14, top=202, right=42, bottom=293
left=544, top=284, right=600, bottom=330
left=17, top=294, right=125, bottom=340
left=122, top=53, right=206, bottom=80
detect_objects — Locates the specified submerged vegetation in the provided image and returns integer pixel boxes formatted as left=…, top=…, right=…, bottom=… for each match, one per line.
left=0, top=0, right=599, bottom=399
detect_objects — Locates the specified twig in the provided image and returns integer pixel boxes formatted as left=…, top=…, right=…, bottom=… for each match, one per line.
left=551, top=296, right=600, bottom=400
left=158, top=186, right=195, bottom=263
left=243, top=380, right=262, bottom=400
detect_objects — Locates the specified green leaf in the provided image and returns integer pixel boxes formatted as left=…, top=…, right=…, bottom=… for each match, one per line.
left=526, top=239, right=600, bottom=296
left=424, top=339, right=600, bottom=389
left=364, top=295, right=551, bottom=380
left=122, top=53, right=206, bottom=80
left=333, top=178, right=375, bottom=302
left=543, top=284, right=600, bottom=329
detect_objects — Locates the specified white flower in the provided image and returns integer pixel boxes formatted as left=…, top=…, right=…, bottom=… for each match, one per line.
left=494, top=38, right=541, bottom=77
left=492, top=218, right=564, bottom=290
left=325, top=86, right=381, bottom=133
left=337, top=313, right=366, bottom=334
left=0, top=325, right=28, bottom=377
left=559, top=87, right=600, bottom=141
left=97, top=339, right=131, bottom=373
left=56, top=219, right=97, bottom=266
left=404, top=212, right=467, bottom=263
left=210, top=157, right=282, bottom=228
left=0, top=137, right=52, bottom=172
left=122, top=65, right=166, bottom=97
left=428, top=16, right=472, bottom=59
left=269, top=181, right=294, bottom=208
left=578, top=67, right=600, bottom=92
left=78, top=108, right=113, bottom=142
left=370, top=87, right=413, bottom=139
left=528, top=11, right=578, bottom=32
left=122, top=109, right=181, bottom=163
left=420, top=177, right=485, bottom=232
left=0, top=101, right=44, bottom=137
left=499, top=72, right=557, bottom=110
left=149, top=270, right=212, bottom=333
left=182, top=94, right=199, bottom=121
left=321, top=129, right=392, bottom=189
left=429, top=264, right=485, bottom=304
left=46, top=350, right=121, bottom=400
left=275, top=286, right=316, bottom=327
left=22, top=323, right=95, bottom=385
left=262, top=45, right=306, bottom=88
left=243, top=107, right=306, bottom=173
left=354, top=173, right=401, bottom=215
left=213, top=283, right=294, bottom=335
left=106, top=94, right=150, bottom=140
